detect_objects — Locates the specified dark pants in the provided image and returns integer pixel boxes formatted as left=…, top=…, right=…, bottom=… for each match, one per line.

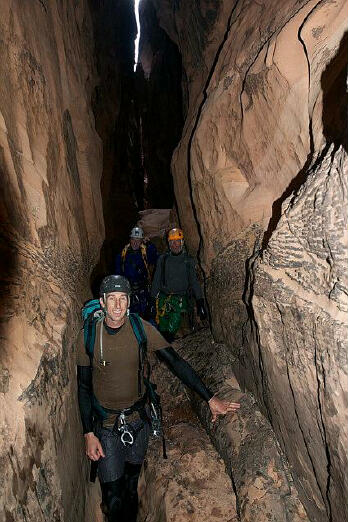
left=100, top=462, right=142, bottom=522
left=130, top=287, right=150, bottom=318
left=97, top=419, right=150, bottom=522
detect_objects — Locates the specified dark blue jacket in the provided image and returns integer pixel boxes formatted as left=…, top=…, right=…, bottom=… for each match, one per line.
left=115, top=242, right=158, bottom=286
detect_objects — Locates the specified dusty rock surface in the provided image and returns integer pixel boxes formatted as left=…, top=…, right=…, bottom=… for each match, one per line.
left=152, top=0, right=347, bottom=268
left=251, top=145, right=348, bottom=522
left=0, top=1, right=103, bottom=520
left=137, top=208, right=177, bottom=241
left=147, top=2, right=348, bottom=521
left=1, top=2, right=346, bottom=522
left=172, top=330, right=309, bottom=522
left=138, top=353, right=238, bottom=522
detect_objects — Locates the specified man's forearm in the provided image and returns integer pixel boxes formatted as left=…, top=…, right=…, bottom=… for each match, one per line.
left=156, top=347, right=213, bottom=402
left=77, top=365, right=94, bottom=434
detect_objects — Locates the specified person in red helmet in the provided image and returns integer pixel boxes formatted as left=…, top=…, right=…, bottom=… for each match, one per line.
left=151, top=228, right=207, bottom=342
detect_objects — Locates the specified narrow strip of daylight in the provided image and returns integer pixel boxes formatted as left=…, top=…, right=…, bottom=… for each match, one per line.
left=134, top=0, right=141, bottom=72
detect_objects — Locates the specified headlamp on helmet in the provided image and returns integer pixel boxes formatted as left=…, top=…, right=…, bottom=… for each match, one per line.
left=99, top=275, right=131, bottom=297
left=130, top=226, right=144, bottom=239
left=168, top=228, right=184, bottom=241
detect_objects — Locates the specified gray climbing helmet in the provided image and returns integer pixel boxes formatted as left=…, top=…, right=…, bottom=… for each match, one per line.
left=99, top=275, right=131, bottom=296
left=130, top=226, right=144, bottom=239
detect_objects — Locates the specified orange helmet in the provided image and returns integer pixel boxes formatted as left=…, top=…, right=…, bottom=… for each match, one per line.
left=168, top=228, right=184, bottom=241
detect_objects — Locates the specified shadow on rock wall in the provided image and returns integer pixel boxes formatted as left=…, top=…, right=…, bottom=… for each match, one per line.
left=321, top=30, right=348, bottom=152
left=0, top=173, right=18, bottom=393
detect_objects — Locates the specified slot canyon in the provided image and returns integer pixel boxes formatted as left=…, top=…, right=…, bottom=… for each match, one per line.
left=0, top=1, right=347, bottom=522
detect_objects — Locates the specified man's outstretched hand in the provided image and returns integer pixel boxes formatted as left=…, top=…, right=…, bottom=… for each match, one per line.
left=208, top=396, right=240, bottom=423
left=84, top=432, right=105, bottom=461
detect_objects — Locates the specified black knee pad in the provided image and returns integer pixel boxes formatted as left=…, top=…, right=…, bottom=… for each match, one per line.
left=123, top=463, right=142, bottom=521
left=124, top=462, right=142, bottom=499
left=101, top=477, right=125, bottom=520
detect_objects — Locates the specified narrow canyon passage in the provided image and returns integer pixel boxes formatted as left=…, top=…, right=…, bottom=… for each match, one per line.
left=0, top=1, right=347, bottom=522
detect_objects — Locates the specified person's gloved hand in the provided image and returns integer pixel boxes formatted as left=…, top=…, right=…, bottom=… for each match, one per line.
left=196, top=298, right=207, bottom=321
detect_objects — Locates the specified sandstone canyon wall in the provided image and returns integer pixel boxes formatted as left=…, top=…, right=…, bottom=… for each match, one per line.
left=1, top=1, right=347, bottom=521
left=0, top=1, right=103, bottom=520
left=144, top=1, right=348, bottom=521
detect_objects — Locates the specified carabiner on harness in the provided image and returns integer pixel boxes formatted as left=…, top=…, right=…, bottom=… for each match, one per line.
left=150, top=402, right=162, bottom=438
left=118, top=413, right=134, bottom=446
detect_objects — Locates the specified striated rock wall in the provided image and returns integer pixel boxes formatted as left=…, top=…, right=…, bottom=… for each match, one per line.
left=0, top=1, right=103, bottom=520
left=148, top=1, right=348, bottom=521
left=250, top=145, right=348, bottom=522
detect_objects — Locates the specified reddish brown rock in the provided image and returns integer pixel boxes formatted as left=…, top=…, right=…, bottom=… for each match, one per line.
left=1, top=1, right=346, bottom=522
left=146, top=2, right=348, bottom=521
left=172, top=330, right=309, bottom=522
left=251, top=145, right=348, bottom=522
left=138, top=356, right=238, bottom=522
left=0, top=1, right=102, bottom=520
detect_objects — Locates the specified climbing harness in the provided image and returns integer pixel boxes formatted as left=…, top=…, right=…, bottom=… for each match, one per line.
left=155, top=293, right=172, bottom=323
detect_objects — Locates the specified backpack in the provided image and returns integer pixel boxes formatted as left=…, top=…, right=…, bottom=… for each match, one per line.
left=159, top=252, right=195, bottom=327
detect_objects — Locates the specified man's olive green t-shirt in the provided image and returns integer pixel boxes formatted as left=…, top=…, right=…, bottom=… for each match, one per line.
left=76, top=318, right=169, bottom=411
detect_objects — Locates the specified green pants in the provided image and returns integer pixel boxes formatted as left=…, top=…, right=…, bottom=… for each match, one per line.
left=157, top=294, right=188, bottom=336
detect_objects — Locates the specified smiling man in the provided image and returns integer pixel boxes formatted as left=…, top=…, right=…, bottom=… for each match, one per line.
left=77, top=275, right=240, bottom=522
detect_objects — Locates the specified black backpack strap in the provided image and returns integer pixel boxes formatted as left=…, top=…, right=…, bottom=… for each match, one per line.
left=129, top=313, right=147, bottom=354
left=84, top=315, right=98, bottom=365
left=161, top=253, right=169, bottom=289
left=183, top=253, right=192, bottom=287
left=129, top=313, right=148, bottom=394
left=83, top=316, right=109, bottom=417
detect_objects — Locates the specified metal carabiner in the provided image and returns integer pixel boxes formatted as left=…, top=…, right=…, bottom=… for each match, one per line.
left=151, top=402, right=158, bottom=419
left=150, top=402, right=162, bottom=438
left=120, top=429, right=134, bottom=446
left=118, top=413, right=134, bottom=446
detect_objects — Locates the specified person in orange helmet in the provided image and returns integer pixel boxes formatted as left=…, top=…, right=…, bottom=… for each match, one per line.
left=150, top=228, right=207, bottom=342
